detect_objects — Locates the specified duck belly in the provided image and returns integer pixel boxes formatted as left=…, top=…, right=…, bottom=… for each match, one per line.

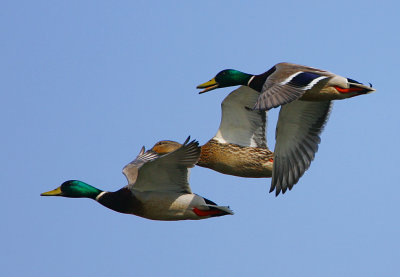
left=134, top=192, right=206, bottom=221
left=198, top=140, right=273, bottom=178
left=300, top=86, right=347, bottom=101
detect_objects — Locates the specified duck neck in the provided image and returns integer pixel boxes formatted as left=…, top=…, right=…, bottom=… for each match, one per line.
left=248, top=66, right=277, bottom=92
left=96, top=187, right=141, bottom=214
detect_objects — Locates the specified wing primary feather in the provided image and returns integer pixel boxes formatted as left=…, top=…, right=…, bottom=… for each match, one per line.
left=183, top=136, right=191, bottom=145
left=272, top=100, right=333, bottom=195
left=131, top=137, right=200, bottom=193
left=286, top=154, right=295, bottom=187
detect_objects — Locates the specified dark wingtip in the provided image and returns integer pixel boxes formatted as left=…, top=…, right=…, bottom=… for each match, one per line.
left=183, top=136, right=191, bottom=145
left=270, top=186, right=282, bottom=197
left=269, top=185, right=275, bottom=194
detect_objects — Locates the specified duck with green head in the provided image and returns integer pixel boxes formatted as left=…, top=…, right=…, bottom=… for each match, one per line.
left=197, top=62, right=375, bottom=195
left=41, top=137, right=233, bottom=220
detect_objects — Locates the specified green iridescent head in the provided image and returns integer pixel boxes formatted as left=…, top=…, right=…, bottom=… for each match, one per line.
left=197, top=69, right=253, bottom=93
left=41, top=180, right=102, bottom=199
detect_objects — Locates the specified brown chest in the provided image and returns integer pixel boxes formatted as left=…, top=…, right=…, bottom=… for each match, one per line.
left=198, top=140, right=273, bottom=178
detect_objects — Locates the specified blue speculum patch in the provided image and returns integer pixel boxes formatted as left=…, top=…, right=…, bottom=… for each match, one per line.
left=289, top=72, right=322, bottom=87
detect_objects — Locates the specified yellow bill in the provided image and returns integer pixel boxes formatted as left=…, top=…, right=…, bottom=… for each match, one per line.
left=41, top=186, right=62, bottom=196
left=196, top=78, right=219, bottom=94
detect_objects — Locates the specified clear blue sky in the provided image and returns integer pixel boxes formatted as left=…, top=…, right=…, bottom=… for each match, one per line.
left=2, top=1, right=399, bottom=276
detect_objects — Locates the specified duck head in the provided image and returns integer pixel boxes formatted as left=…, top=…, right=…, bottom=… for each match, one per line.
left=151, top=140, right=182, bottom=155
left=197, top=69, right=253, bottom=93
left=41, top=180, right=102, bottom=199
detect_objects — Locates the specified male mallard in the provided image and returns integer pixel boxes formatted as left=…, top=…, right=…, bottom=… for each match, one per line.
left=197, top=62, right=375, bottom=195
left=152, top=86, right=274, bottom=179
left=41, top=138, right=233, bottom=221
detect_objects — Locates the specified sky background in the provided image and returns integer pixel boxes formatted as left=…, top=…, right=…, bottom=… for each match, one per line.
left=2, top=0, right=399, bottom=276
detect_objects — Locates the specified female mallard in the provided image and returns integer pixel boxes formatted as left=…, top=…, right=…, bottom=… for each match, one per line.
left=41, top=138, right=233, bottom=221
left=151, top=86, right=274, bottom=181
left=197, top=62, right=375, bottom=195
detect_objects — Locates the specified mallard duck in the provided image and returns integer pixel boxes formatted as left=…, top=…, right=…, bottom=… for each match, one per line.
left=151, top=86, right=274, bottom=179
left=41, top=137, right=233, bottom=221
left=197, top=62, right=375, bottom=195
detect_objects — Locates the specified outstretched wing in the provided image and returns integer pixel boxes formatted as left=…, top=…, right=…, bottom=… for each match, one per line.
left=122, top=146, right=159, bottom=185
left=270, top=100, right=332, bottom=195
left=254, top=63, right=331, bottom=111
left=214, top=86, right=268, bottom=148
left=132, top=137, right=201, bottom=193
